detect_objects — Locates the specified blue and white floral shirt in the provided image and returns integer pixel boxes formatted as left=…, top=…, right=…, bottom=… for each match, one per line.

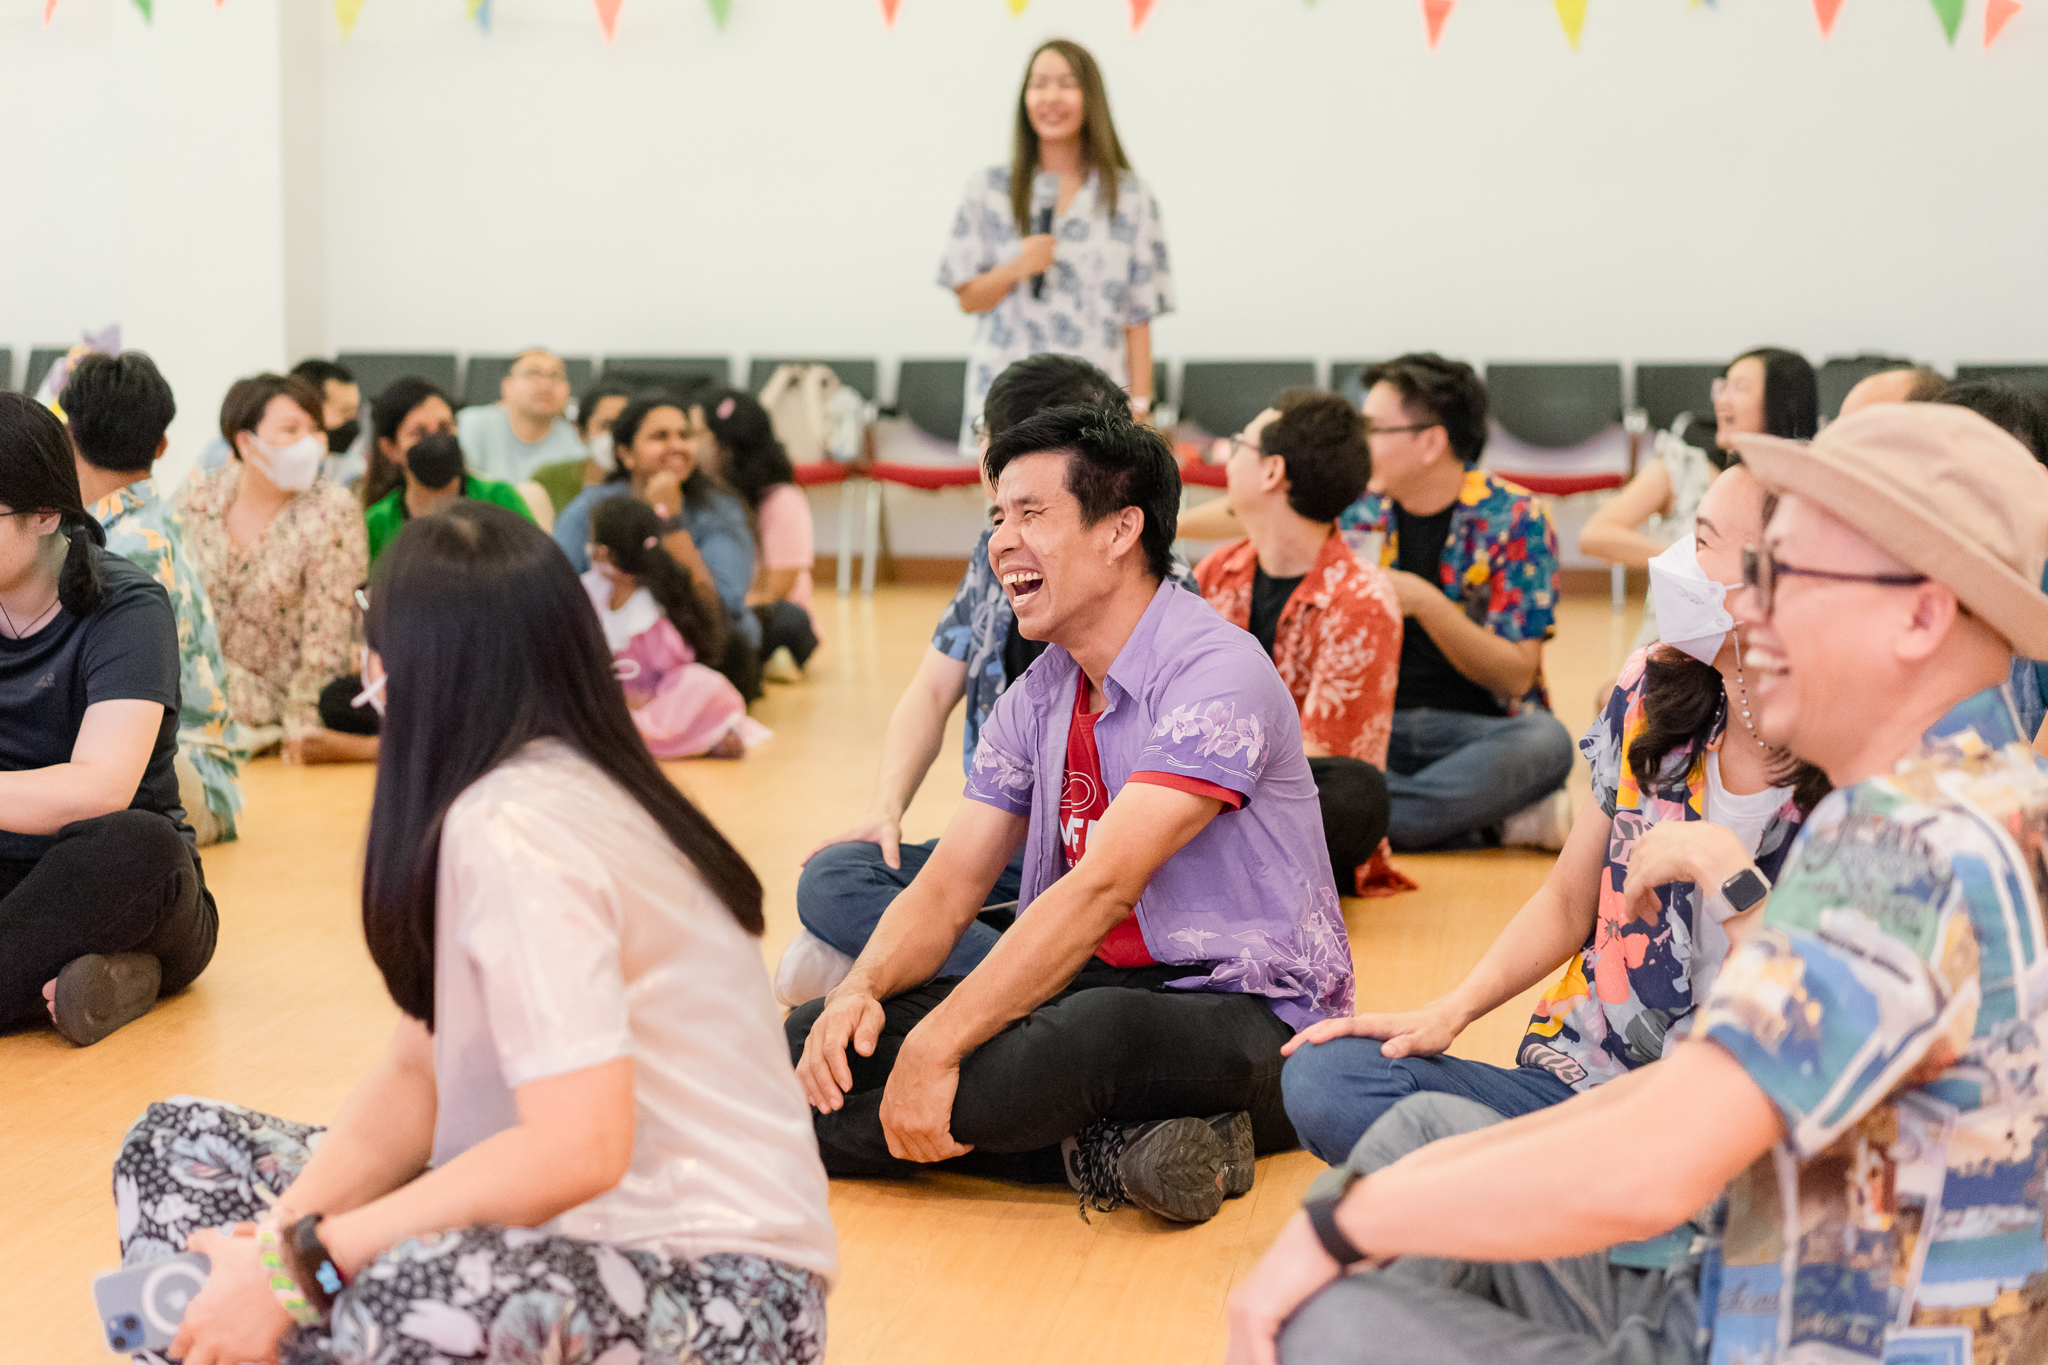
left=937, top=164, right=1174, bottom=453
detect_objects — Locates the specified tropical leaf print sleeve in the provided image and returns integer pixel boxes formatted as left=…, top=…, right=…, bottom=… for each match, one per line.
left=963, top=680, right=1035, bottom=817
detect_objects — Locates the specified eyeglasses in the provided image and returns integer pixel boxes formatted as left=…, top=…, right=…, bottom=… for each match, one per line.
left=1711, top=377, right=1760, bottom=403
left=1740, top=546, right=1927, bottom=619
left=1363, top=421, right=1439, bottom=440
left=1219, top=434, right=1266, bottom=463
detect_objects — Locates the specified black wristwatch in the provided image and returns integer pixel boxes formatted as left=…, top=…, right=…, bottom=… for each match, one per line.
left=1303, top=1170, right=1373, bottom=1267
left=281, top=1214, right=348, bottom=1317
left=1720, top=866, right=1771, bottom=914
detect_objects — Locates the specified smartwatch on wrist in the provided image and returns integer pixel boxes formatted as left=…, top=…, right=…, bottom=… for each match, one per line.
left=1303, top=1170, right=1374, bottom=1267
left=281, top=1214, right=348, bottom=1317
left=1720, top=866, right=1771, bottom=915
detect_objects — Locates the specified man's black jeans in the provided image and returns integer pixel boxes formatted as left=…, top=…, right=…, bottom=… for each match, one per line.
left=785, top=960, right=1299, bottom=1182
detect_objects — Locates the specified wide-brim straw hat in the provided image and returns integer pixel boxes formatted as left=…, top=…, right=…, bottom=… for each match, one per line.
left=1731, top=402, right=2048, bottom=658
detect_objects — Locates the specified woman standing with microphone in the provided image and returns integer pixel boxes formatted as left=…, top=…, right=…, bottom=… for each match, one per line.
left=939, top=39, right=1174, bottom=453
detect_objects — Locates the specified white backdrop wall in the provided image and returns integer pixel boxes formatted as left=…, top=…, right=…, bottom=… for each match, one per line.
left=4, top=0, right=2046, bottom=495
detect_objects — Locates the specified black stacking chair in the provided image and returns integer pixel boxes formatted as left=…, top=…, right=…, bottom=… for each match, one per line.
left=462, top=355, right=593, bottom=410
left=747, top=358, right=879, bottom=401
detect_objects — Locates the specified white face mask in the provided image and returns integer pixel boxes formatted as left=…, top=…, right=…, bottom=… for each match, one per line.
left=588, top=431, right=617, bottom=473
left=350, top=647, right=386, bottom=718
left=1647, top=533, right=1736, bottom=666
left=246, top=432, right=327, bottom=492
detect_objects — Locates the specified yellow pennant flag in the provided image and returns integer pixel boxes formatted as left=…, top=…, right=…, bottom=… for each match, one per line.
left=1007, top=0, right=1029, bottom=14
left=1554, top=0, right=1586, bottom=49
left=335, top=0, right=364, bottom=38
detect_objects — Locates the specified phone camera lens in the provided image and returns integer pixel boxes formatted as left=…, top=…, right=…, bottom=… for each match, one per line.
left=123, top=1315, right=141, bottom=1330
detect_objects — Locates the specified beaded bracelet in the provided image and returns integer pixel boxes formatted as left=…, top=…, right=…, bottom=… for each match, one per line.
left=254, top=1226, right=322, bottom=1327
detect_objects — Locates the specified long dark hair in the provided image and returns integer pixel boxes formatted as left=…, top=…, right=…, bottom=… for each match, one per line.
left=603, top=396, right=719, bottom=514
left=360, top=502, right=761, bottom=1024
left=1628, top=645, right=1830, bottom=816
left=0, top=393, right=105, bottom=617
left=363, top=377, right=455, bottom=508
left=1710, top=348, right=1818, bottom=470
left=700, top=388, right=794, bottom=510
left=1010, top=39, right=1130, bottom=234
left=590, top=496, right=727, bottom=665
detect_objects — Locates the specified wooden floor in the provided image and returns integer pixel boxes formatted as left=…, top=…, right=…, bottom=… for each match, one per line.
left=2, top=585, right=1645, bottom=1365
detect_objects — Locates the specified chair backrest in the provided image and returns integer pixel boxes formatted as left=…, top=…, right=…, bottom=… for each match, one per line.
left=337, top=352, right=461, bottom=403
left=1329, top=361, right=1377, bottom=406
left=0, top=348, right=12, bottom=392
left=599, top=356, right=733, bottom=395
left=1816, top=353, right=1916, bottom=421
left=895, top=358, right=968, bottom=442
left=1955, top=364, right=2048, bottom=398
left=1178, top=360, right=1316, bottom=439
left=462, top=355, right=594, bottom=410
left=1634, top=362, right=1724, bottom=434
left=747, top=358, right=878, bottom=401
left=1484, top=363, right=1624, bottom=449
left=24, top=347, right=67, bottom=399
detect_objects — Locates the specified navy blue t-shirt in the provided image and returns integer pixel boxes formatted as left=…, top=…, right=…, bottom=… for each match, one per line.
left=0, top=548, right=183, bottom=862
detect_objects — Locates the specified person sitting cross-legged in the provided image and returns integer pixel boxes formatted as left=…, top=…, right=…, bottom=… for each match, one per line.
left=1226, top=402, right=2048, bottom=1365
left=789, top=405, right=1352, bottom=1224
left=1192, top=390, right=1404, bottom=896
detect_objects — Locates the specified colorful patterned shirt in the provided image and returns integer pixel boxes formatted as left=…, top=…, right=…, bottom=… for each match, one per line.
left=177, top=465, right=368, bottom=741
left=1335, top=468, right=1560, bottom=711
left=1697, top=684, right=2048, bottom=1365
left=90, top=479, right=246, bottom=840
left=1520, top=648, right=1810, bottom=1093
left=963, top=579, right=1354, bottom=1029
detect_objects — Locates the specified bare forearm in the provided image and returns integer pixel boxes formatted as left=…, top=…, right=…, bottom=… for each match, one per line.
left=0, top=765, right=133, bottom=835
left=277, top=1057, right=436, bottom=1222
left=1124, top=324, right=1152, bottom=399
left=1576, top=521, right=1665, bottom=570
left=1175, top=496, right=1242, bottom=542
left=1441, top=884, right=1591, bottom=1027
left=1412, top=598, right=1539, bottom=697
left=846, top=875, right=993, bottom=1001
left=955, top=261, right=1027, bottom=314
left=870, top=682, right=955, bottom=821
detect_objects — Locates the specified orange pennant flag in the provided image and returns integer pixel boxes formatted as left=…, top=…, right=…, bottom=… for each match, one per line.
left=1422, top=0, right=1453, bottom=50
left=594, top=0, right=622, bottom=40
left=43, top=0, right=57, bottom=23
left=1812, top=0, right=1844, bottom=36
left=1553, top=0, right=1586, bottom=50
left=879, top=0, right=900, bottom=25
left=1129, top=0, right=1155, bottom=30
left=334, top=0, right=363, bottom=37
left=1986, top=0, right=2022, bottom=45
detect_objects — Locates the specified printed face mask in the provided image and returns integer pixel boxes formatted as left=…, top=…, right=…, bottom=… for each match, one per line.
left=1647, top=533, right=1735, bottom=666
left=247, top=432, right=327, bottom=492
left=588, top=431, right=616, bottom=473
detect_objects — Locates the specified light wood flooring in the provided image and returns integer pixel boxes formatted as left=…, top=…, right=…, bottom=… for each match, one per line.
left=3, top=585, right=1645, bottom=1365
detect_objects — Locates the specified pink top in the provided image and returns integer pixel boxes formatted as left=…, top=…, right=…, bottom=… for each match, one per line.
left=755, top=483, right=814, bottom=615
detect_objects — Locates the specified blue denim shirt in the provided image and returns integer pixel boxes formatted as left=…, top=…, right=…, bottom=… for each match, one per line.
left=554, top=482, right=760, bottom=650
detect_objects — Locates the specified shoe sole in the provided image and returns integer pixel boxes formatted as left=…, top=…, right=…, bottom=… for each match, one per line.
left=1206, top=1111, right=1255, bottom=1199
left=1117, top=1117, right=1226, bottom=1224
left=53, top=953, right=161, bottom=1047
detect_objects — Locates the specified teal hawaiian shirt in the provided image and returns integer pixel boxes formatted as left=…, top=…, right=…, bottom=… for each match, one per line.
left=92, top=479, right=245, bottom=841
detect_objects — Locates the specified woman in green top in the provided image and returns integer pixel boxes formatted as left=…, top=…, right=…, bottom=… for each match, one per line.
left=360, top=379, right=532, bottom=564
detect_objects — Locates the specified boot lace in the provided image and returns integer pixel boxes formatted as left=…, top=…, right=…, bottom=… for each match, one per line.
left=1069, top=1118, right=1132, bottom=1222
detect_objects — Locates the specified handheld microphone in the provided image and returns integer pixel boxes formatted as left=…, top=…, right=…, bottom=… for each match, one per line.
left=1029, top=171, right=1059, bottom=300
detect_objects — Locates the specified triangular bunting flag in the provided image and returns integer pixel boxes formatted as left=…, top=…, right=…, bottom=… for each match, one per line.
left=43, top=0, right=58, bottom=25
left=1928, top=0, right=1964, bottom=43
left=334, top=0, right=363, bottom=38
left=465, top=0, right=490, bottom=31
left=594, top=0, right=622, bottom=41
left=132, top=0, right=151, bottom=18
left=707, top=0, right=731, bottom=26
left=1129, top=0, right=1155, bottom=30
left=1006, top=0, right=1029, bottom=15
left=1553, top=0, right=1585, bottom=50
left=879, top=0, right=900, bottom=24
left=1812, top=0, right=1844, bottom=37
left=1422, top=0, right=1453, bottom=50
left=1986, top=0, right=2022, bottom=45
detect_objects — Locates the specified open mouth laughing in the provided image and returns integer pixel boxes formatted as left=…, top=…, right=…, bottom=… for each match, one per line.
left=1002, top=569, right=1045, bottom=601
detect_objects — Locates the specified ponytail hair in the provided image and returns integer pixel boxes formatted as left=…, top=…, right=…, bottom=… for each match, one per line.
left=0, top=393, right=106, bottom=617
left=1629, top=645, right=1830, bottom=816
left=590, top=496, right=727, bottom=665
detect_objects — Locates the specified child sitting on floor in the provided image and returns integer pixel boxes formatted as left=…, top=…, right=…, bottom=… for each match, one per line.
left=586, top=496, right=758, bottom=759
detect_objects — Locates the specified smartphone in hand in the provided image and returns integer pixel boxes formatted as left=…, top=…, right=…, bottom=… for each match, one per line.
left=92, top=1252, right=210, bottom=1355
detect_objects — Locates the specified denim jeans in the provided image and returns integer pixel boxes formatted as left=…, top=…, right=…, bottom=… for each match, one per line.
left=1279, top=1095, right=1701, bottom=1365
left=1384, top=707, right=1576, bottom=850
left=1280, top=1035, right=1576, bottom=1165
left=795, top=838, right=1026, bottom=980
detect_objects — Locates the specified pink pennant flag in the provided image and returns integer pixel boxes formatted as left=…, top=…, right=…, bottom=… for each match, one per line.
left=594, top=0, right=622, bottom=40
left=44, top=0, right=57, bottom=24
left=1422, top=0, right=1453, bottom=50
left=879, top=0, right=900, bottom=25
left=1812, top=0, right=1844, bottom=37
left=1986, top=0, right=2022, bottom=45
left=1129, top=0, right=1155, bottom=30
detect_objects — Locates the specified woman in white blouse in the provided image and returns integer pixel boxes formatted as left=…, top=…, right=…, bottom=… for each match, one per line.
left=110, top=502, right=834, bottom=1365
left=939, top=38, right=1174, bottom=453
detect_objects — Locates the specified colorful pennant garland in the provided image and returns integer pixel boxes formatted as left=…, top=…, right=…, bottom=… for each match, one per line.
left=1986, top=0, right=2023, bottom=46
left=879, top=0, right=901, bottom=25
left=1929, top=0, right=1965, bottom=43
left=334, top=0, right=363, bottom=38
left=1813, top=0, right=1845, bottom=37
left=1422, top=0, right=1453, bottom=51
left=1553, top=0, right=1585, bottom=50
left=466, top=0, right=492, bottom=34
left=593, top=0, right=621, bottom=41
left=1007, top=0, right=1030, bottom=16
left=132, top=0, right=150, bottom=18
left=708, top=0, right=731, bottom=27
left=1129, top=0, right=1155, bottom=31
left=43, top=0, right=57, bottom=24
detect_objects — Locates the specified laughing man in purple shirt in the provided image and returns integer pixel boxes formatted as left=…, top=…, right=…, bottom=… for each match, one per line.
left=789, top=405, right=1352, bottom=1225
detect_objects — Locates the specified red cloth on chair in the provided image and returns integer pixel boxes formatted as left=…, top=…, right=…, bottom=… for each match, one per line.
left=868, top=463, right=982, bottom=491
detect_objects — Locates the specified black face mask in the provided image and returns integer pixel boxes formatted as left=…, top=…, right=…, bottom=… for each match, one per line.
left=405, top=433, right=466, bottom=492
left=327, top=419, right=361, bottom=454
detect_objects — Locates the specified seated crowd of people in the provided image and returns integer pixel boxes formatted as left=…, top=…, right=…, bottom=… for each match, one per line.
left=4, top=339, right=2046, bottom=1365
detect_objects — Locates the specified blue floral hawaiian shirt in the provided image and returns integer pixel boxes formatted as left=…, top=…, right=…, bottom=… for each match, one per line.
left=962, top=579, right=1353, bottom=1029
left=1335, top=467, right=1560, bottom=711
left=937, top=165, right=1174, bottom=453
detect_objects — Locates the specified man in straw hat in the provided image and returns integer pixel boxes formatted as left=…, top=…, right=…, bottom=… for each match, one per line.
left=1225, top=402, right=2048, bottom=1365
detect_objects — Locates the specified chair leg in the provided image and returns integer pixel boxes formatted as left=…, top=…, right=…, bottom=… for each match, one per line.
left=1611, top=562, right=1626, bottom=614
left=861, top=480, right=883, bottom=597
left=836, top=480, right=855, bottom=597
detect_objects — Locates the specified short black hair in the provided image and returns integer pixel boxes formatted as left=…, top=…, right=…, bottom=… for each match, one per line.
left=983, top=404, right=1179, bottom=580
left=984, top=355, right=1128, bottom=439
left=1940, top=380, right=2048, bottom=462
left=290, top=358, right=356, bottom=391
left=60, top=351, right=177, bottom=474
left=1261, top=389, right=1371, bottom=522
left=575, top=376, right=637, bottom=434
left=1362, top=353, right=1489, bottom=465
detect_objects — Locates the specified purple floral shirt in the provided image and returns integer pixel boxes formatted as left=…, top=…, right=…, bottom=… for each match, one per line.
left=963, top=581, right=1354, bottom=1029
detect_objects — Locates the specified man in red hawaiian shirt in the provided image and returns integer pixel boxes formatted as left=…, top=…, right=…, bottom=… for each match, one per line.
left=1194, top=391, right=1407, bottom=895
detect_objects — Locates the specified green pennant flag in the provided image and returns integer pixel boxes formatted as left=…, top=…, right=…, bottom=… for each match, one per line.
left=708, top=0, right=731, bottom=26
left=132, top=0, right=150, bottom=18
left=1929, top=0, right=1964, bottom=43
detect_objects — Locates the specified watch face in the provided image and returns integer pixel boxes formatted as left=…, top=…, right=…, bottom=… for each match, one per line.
left=1724, top=868, right=1770, bottom=913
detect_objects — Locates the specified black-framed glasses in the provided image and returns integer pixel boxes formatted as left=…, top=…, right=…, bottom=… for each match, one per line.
left=1219, top=434, right=1266, bottom=463
left=1363, top=421, right=1440, bottom=440
left=1741, top=546, right=1928, bottom=619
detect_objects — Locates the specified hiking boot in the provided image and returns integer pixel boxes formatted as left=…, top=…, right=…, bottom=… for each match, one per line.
left=1206, top=1111, right=1255, bottom=1198
left=52, top=953, right=161, bottom=1047
left=1061, top=1116, right=1225, bottom=1224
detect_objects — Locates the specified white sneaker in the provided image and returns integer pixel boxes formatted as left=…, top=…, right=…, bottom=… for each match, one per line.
left=762, top=646, right=804, bottom=684
left=773, top=928, right=853, bottom=1008
left=1501, top=788, right=1572, bottom=852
